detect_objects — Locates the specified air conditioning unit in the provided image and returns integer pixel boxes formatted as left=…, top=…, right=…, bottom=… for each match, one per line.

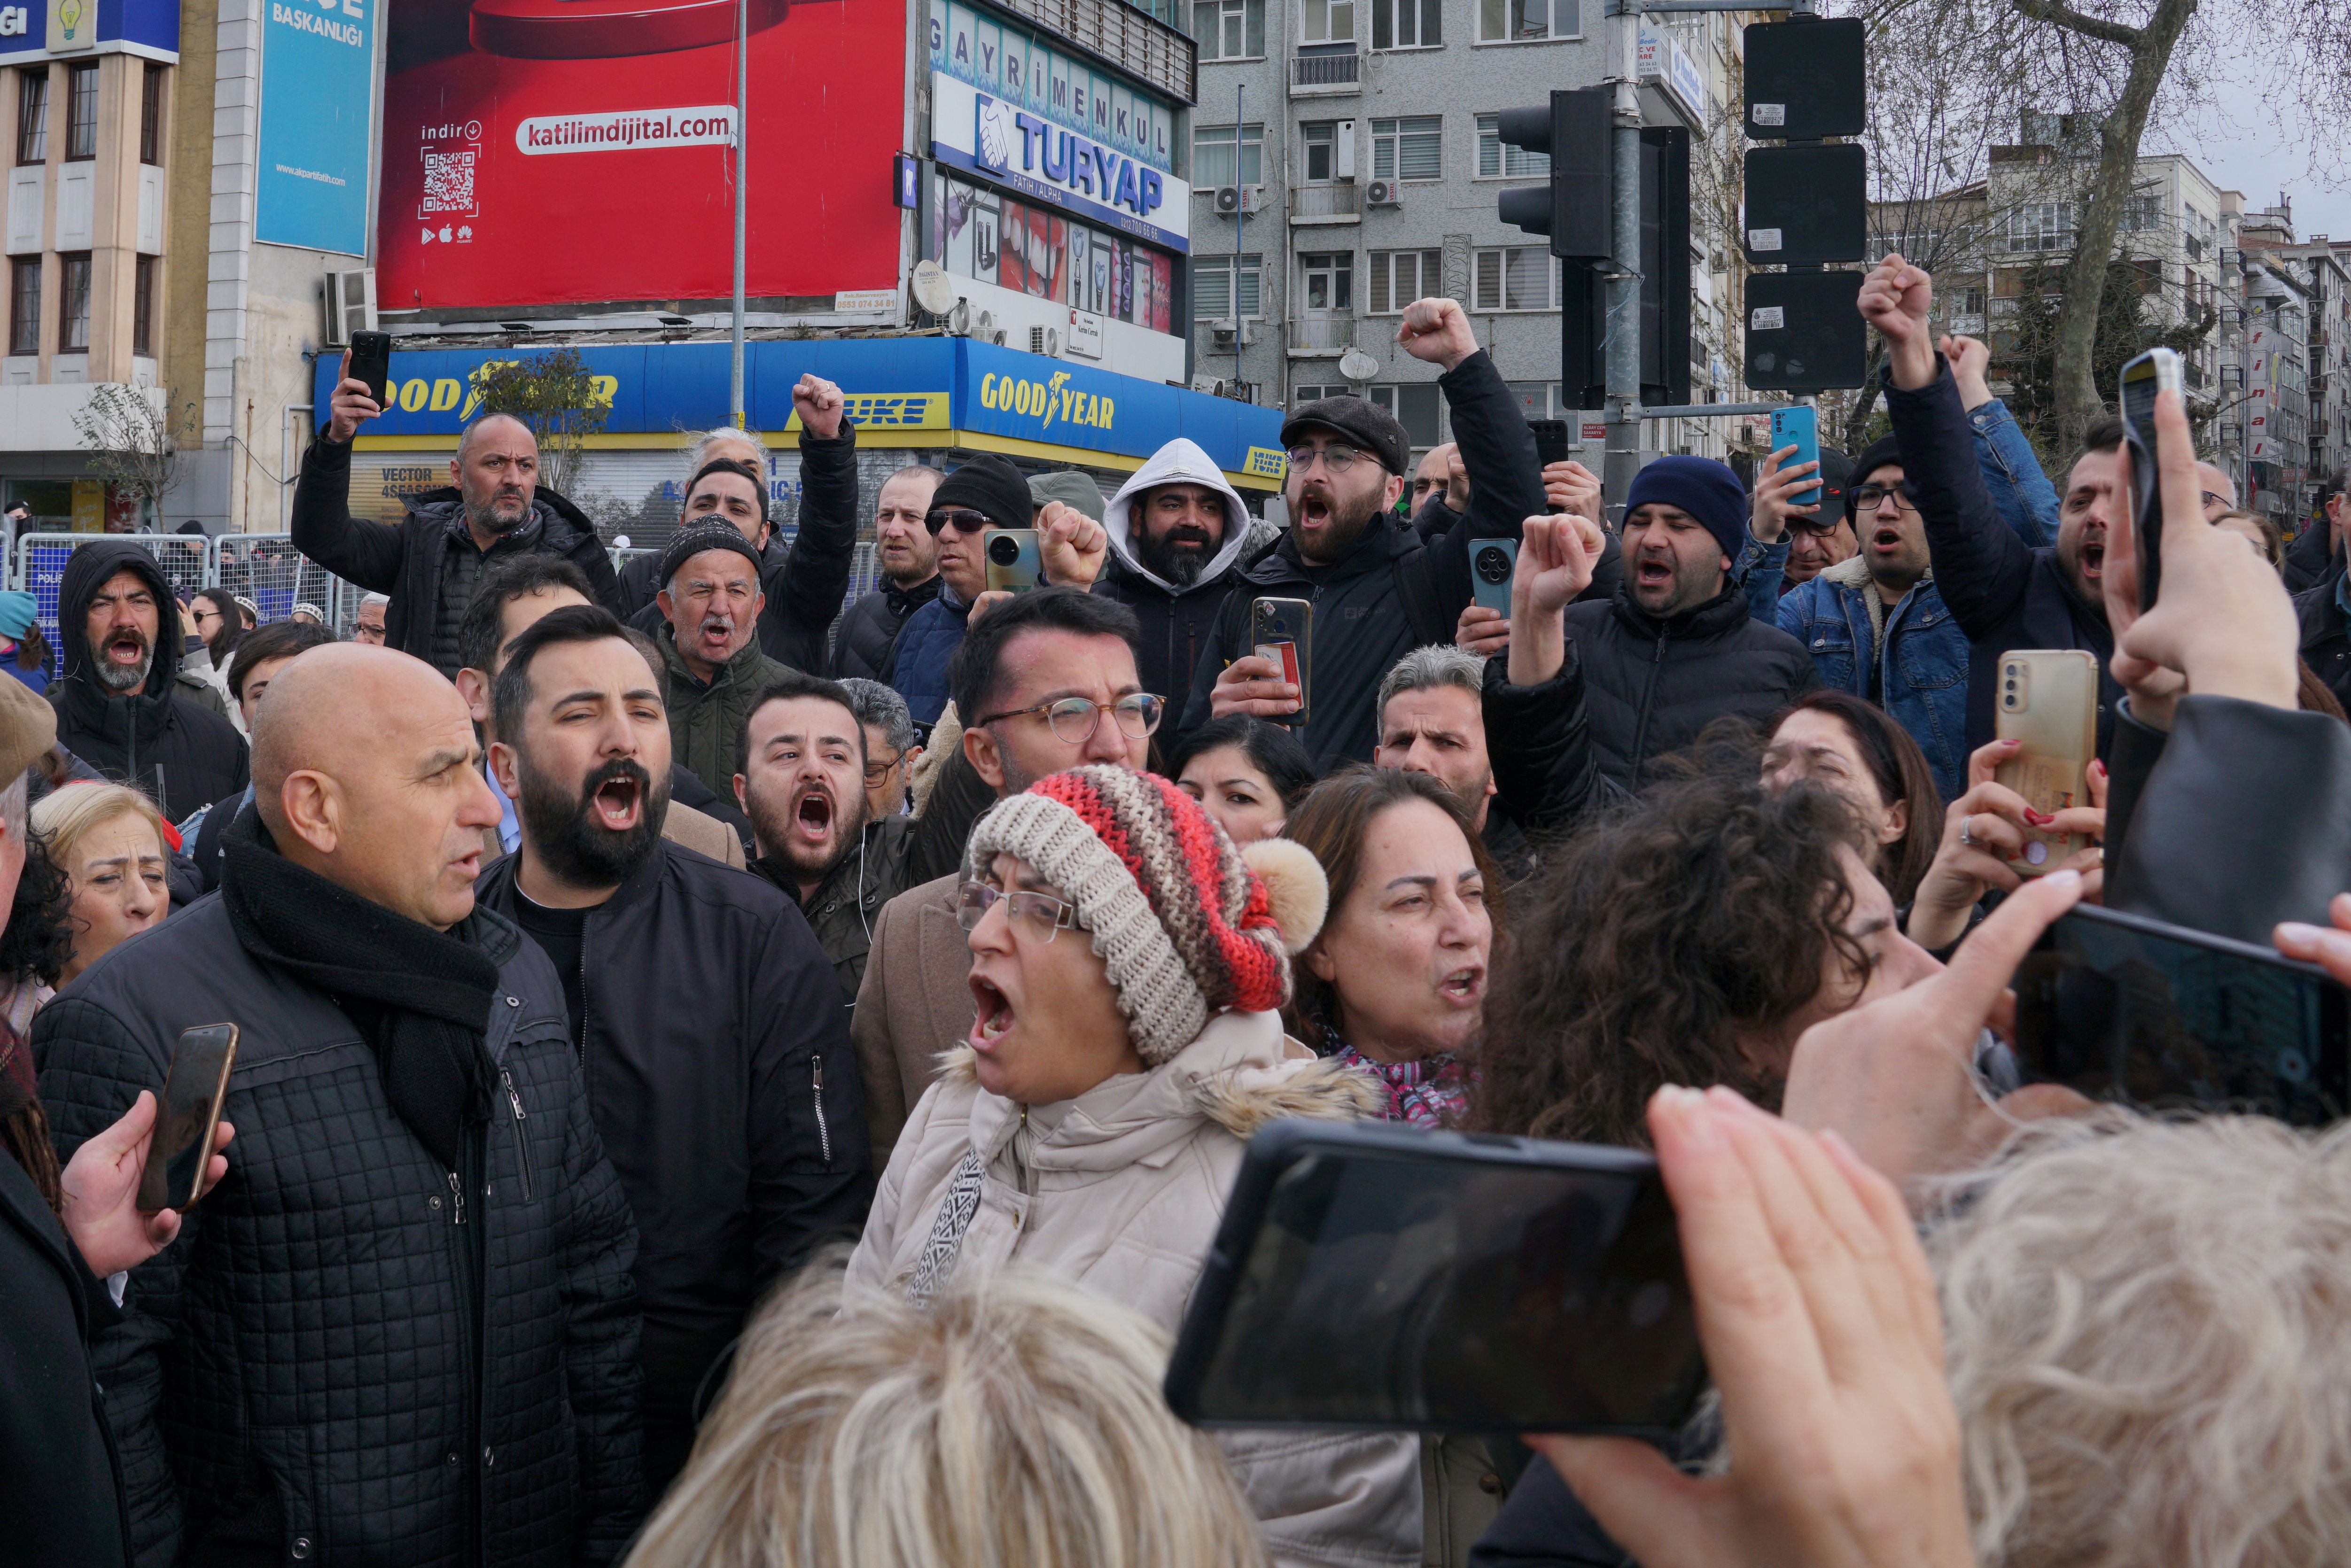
left=1214, top=186, right=1242, bottom=216
left=1366, top=179, right=1400, bottom=208
left=1211, top=320, right=1239, bottom=349
left=324, top=268, right=375, bottom=344
left=1240, top=184, right=1265, bottom=213
left=1028, top=324, right=1062, bottom=356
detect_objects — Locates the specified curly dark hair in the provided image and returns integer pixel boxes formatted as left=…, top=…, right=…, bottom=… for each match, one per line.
left=1469, top=770, right=1870, bottom=1149
left=0, top=820, right=72, bottom=987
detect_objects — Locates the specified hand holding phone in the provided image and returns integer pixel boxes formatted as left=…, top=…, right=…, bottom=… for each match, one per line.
left=1471, top=538, right=1519, bottom=616
left=330, top=334, right=392, bottom=443
left=136, top=1024, right=239, bottom=1214
left=1993, top=651, right=2099, bottom=876
left=1246, top=597, right=1313, bottom=727
left=61, top=1079, right=236, bottom=1277
left=983, top=527, right=1043, bottom=593
left=1768, top=404, right=1822, bottom=509
left=1530, top=419, right=1572, bottom=474
left=2117, top=348, right=2181, bottom=613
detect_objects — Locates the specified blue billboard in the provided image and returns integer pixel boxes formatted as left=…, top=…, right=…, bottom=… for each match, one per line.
left=255, top=0, right=376, bottom=255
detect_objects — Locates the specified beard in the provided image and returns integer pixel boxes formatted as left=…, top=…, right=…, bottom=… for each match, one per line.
left=465, top=489, right=534, bottom=537
left=1137, top=522, right=1217, bottom=587
left=514, top=749, right=668, bottom=888
left=746, top=775, right=872, bottom=888
left=93, top=632, right=152, bottom=692
left=1290, top=482, right=1386, bottom=565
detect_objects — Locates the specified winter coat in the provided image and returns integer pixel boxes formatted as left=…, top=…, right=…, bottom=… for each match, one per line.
left=34, top=895, right=644, bottom=1568
left=749, top=813, right=918, bottom=1003
left=887, top=585, right=974, bottom=730
left=1092, top=438, right=1261, bottom=708
left=2283, top=513, right=2339, bottom=595
left=2297, top=574, right=2351, bottom=715
left=1776, top=553, right=1971, bottom=800
left=1479, top=647, right=1603, bottom=885
left=831, top=573, right=942, bottom=683
left=847, top=871, right=970, bottom=1164
left=1889, top=359, right=2118, bottom=759
left=49, top=539, right=248, bottom=820
left=654, top=621, right=794, bottom=801
left=1563, top=582, right=1818, bottom=792
left=289, top=432, right=623, bottom=675
left=847, top=1008, right=1422, bottom=1568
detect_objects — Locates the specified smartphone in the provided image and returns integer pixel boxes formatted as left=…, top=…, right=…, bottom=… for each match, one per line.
left=1769, top=403, right=1822, bottom=508
left=347, top=330, right=393, bottom=414
left=1530, top=418, right=1572, bottom=473
left=1165, top=1119, right=1705, bottom=1437
left=983, top=527, right=1042, bottom=593
left=1248, top=596, right=1313, bottom=728
left=1993, top=649, right=2098, bottom=876
left=2011, top=903, right=2351, bottom=1127
left=1471, top=537, right=1518, bottom=616
left=2118, top=348, right=2184, bottom=612
left=135, top=1023, right=239, bottom=1214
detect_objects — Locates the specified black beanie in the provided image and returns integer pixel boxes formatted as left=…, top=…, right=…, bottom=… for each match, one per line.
left=934, top=456, right=1034, bottom=532
left=1845, top=436, right=1904, bottom=525
left=656, top=522, right=763, bottom=590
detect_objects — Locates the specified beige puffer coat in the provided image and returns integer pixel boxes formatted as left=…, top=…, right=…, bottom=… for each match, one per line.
left=846, top=1007, right=1423, bottom=1568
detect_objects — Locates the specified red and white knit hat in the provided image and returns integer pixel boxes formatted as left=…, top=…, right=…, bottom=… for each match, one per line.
left=963, top=766, right=1329, bottom=1066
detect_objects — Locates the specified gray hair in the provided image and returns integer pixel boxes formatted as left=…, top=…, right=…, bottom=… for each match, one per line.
left=0, top=768, right=27, bottom=844
left=838, top=676, right=917, bottom=755
left=1375, top=643, right=1485, bottom=723
left=359, top=592, right=390, bottom=610
left=685, top=426, right=771, bottom=473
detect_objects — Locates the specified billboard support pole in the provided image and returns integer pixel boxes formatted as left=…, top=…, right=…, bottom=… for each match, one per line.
left=730, top=0, right=748, bottom=429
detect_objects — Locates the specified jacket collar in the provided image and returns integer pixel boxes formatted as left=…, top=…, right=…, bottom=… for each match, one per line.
left=886, top=573, right=944, bottom=616
left=1247, top=514, right=1417, bottom=587
left=658, top=620, right=765, bottom=691
left=478, top=830, right=669, bottom=923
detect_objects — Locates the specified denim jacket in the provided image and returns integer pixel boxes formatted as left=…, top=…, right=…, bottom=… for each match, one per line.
left=1966, top=395, right=2057, bottom=548
left=1775, top=553, right=1970, bottom=800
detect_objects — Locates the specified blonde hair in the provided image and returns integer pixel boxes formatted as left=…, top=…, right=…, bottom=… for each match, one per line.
left=1932, top=1115, right=2351, bottom=1568
left=626, top=1259, right=1268, bottom=1568
left=32, top=783, right=167, bottom=873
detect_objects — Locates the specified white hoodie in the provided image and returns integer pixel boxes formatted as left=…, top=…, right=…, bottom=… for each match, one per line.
left=1101, top=437, right=1258, bottom=594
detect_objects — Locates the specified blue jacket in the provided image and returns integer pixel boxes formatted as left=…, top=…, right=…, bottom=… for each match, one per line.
left=887, top=585, right=973, bottom=729
left=1775, top=553, right=1970, bottom=800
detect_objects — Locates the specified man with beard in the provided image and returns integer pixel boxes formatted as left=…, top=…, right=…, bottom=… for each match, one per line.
left=292, top=350, right=622, bottom=676
left=652, top=516, right=794, bottom=799
left=1775, top=436, right=1973, bottom=799
left=474, top=604, right=868, bottom=1503
left=830, top=465, right=943, bottom=682
left=1093, top=437, right=1260, bottom=707
left=1861, top=255, right=2120, bottom=757
left=734, top=670, right=917, bottom=1000
left=49, top=539, right=247, bottom=820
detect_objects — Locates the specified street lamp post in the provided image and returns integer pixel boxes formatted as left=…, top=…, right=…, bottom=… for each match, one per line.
left=730, top=0, right=748, bottom=430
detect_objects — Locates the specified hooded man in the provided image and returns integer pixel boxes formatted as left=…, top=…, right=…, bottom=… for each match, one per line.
left=49, top=538, right=248, bottom=820
left=1092, top=438, right=1260, bottom=708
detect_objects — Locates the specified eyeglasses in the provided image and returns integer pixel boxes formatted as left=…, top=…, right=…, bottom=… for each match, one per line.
left=863, top=751, right=903, bottom=785
left=957, top=879, right=1081, bottom=942
left=1849, top=484, right=1917, bottom=514
left=2201, top=490, right=2231, bottom=512
left=975, top=692, right=1164, bottom=744
left=925, top=508, right=993, bottom=536
left=1285, top=443, right=1366, bottom=474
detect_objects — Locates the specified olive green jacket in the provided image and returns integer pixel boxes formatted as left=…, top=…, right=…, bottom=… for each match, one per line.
left=656, top=621, right=794, bottom=800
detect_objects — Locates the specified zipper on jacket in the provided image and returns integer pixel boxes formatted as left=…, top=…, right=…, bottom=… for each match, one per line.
left=1628, top=626, right=1669, bottom=789
left=502, top=1069, right=534, bottom=1202
left=812, top=1057, right=832, bottom=1168
left=446, top=1168, right=467, bottom=1225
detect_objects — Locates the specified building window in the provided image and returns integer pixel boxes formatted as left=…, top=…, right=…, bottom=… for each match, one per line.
left=1195, top=253, right=1264, bottom=319
left=8, top=258, right=38, bottom=356
left=1300, top=251, right=1353, bottom=310
left=1479, top=0, right=1570, bottom=41
left=133, top=254, right=153, bottom=356
left=1476, top=112, right=1549, bottom=177
left=1370, top=383, right=1442, bottom=447
left=1191, top=0, right=1265, bottom=58
left=1193, top=123, right=1264, bottom=187
left=2121, top=192, right=2162, bottom=232
left=1509, top=382, right=1569, bottom=419
left=1869, top=229, right=1942, bottom=262
left=1292, top=383, right=1348, bottom=403
left=1369, top=248, right=1441, bottom=313
left=57, top=252, right=89, bottom=352
left=1371, top=116, right=1441, bottom=182
left=2006, top=202, right=2076, bottom=253
left=1300, top=0, right=1355, bottom=43
left=15, top=69, right=45, bottom=165
left=1371, top=0, right=1440, bottom=48
left=1301, top=121, right=1337, bottom=182
left=1953, top=285, right=1986, bottom=316
left=140, top=64, right=163, bottom=165
left=64, top=62, right=96, bottom=161
left=1472, top=246, right=1556, bottom=310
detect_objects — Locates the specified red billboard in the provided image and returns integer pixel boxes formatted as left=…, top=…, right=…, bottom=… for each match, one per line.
left=377, top=0, right=905, bottom=310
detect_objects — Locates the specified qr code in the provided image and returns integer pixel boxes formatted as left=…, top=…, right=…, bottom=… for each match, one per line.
left=420, top=150, right=476, bottom=217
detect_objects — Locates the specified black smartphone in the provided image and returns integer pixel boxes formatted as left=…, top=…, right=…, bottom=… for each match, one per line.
left=136, top=1023, right=239, bottom=1213
left=2117, top=347, right=2182, bottom=613
left=1471, top=537, right=1518, bottom=616
left=1530, top=418, right=1572, bottom=473
left=1165, top=1119, right=1706, bottom=1437
left=2010, top=903, right=2351, bottom=1127
left=347, top=329, right=393, bottom=413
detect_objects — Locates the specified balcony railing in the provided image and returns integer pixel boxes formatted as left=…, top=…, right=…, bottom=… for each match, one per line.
left=1291, top=183, right=1362, bottom=221
left=1290, top=48, right=1360, bottom=92
left=1289, top=316, right=1357, bottom=355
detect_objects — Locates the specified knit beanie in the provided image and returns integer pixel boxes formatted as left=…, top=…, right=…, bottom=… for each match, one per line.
left=934, top=455, right=1035, bottom=533
left=1626, top=455, right=1749, bottom=566
left=963, top=766, right=1330, bottom=1066
left=1846, top=435, right=1904, bottom=526
left=655, top=521, right=763, bottom=590
left=0, top=591, right=36, bottom=642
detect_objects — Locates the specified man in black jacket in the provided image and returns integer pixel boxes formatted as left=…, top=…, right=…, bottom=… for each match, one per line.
left=37, top=644, right=643, bottom=1568
left=830, top=464, right=943, bottom=682
left=2282, top=469, right=2345, bottom=594
left=1094, top=436, right=1260, bottom=707
left=50, top=537, right=247, bottom=820
left=294, top=354, right=623, bottom=677
left=474, top=605, right=869, bottom=1500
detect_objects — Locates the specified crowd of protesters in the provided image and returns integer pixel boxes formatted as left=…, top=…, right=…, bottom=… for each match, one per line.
left=3, top=267, right=2351, bottom=1568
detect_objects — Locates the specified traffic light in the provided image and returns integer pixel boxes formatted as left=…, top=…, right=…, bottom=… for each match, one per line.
left=1740, top=14, right=1868, bottom=392
left=1494, top=89, right=1612, bottom=260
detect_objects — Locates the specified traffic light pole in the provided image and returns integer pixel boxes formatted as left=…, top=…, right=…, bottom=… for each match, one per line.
left=1602, top=5, right=1643, bottom=516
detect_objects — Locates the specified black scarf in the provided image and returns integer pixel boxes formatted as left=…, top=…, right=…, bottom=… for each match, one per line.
left=218, top=807, right=501, bottom=1170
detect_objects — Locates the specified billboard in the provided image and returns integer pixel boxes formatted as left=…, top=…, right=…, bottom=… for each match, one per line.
left=376, top=0, right=904, bottom=310
left=256, top=0, right=378, bottom=255
left=0, top=0, right=176, bottom=59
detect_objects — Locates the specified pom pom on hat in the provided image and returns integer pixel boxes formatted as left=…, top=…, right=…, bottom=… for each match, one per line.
left=1240, top=837, right=1327, bottom=955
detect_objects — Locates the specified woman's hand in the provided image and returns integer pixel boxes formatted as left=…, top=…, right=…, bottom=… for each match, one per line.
left=59, top=1090, right=234, bottom=1278
left=1906, top=740, right=2104, bottom=951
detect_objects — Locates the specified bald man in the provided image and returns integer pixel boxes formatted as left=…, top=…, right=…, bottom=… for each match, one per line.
left=35, top=644, right=646, bottom=1565
left=292, top=349, right=623, bottom=676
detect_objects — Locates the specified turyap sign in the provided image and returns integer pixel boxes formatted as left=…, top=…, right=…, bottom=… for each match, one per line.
left=931, top=72, right=1188, bottom=252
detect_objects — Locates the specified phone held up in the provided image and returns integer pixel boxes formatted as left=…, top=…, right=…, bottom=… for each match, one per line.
left=136, top=1023, right=239, bottom=1214
left=1248, top=596, right=1313, bottom=728
left=1471, top=538, right=1519, bottom=616
left=347, top=330, right=394, bottom=415
left=1768, top=403, right=1823, bottom=509
left=983, top=527, right=1043, bottom=593
left=1993, top=649, right=2098, bottom=876
left=2117, top=347, right=2183, bottom=612
left=1529, top=418, right=1572, bottom=474
left=1166, top=1119, right=1705, bottom=1437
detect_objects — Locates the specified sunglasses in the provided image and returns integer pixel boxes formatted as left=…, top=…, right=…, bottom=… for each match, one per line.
left=925, top=508, right=993, bottom=536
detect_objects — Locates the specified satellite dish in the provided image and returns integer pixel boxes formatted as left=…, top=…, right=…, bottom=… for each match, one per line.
left=911, top=260, right=957, bottom=316
left=947, top=299, right=973, bottom=336
left=1338, top=348, right=1380, bottom=382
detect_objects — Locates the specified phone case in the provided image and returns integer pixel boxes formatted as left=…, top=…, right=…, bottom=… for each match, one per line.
left=1530, top=419, right=1571, bottom=472
left=1993, top=649, right=2099, bottom=875
left=983, top=528, right=1042, bottom=593
left=1249, top=598, right=1312, bottom=727
left=349, top=332, right=393, bottom=411
left=136, top=1024, right=240, bottom=1213
left=1769, top=404, right=1822, bottom=508
left=1471, top=537, right=1518, bottom=616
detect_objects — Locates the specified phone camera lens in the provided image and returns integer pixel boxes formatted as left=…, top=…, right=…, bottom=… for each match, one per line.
left=986, top=535, right=1020, bottom=566
left=1475, top=546, right=1511, bottom=585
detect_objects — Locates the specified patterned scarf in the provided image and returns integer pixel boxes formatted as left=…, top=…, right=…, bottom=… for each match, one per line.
left=1329, top=1037, right=1475, bottom=1129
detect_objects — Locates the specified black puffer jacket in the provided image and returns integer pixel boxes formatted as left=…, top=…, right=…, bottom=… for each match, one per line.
left=49, top=539, right=248, bottom=820
left=1479, top=647, right=1602, bottom=884
left=829, top=574, right=942, bottom=683
left=34, top=882, right=643, bottom=1567
left=1563, top=583, right=1819, bottom=792
left=1095, top=545, right=1251, bottom=714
